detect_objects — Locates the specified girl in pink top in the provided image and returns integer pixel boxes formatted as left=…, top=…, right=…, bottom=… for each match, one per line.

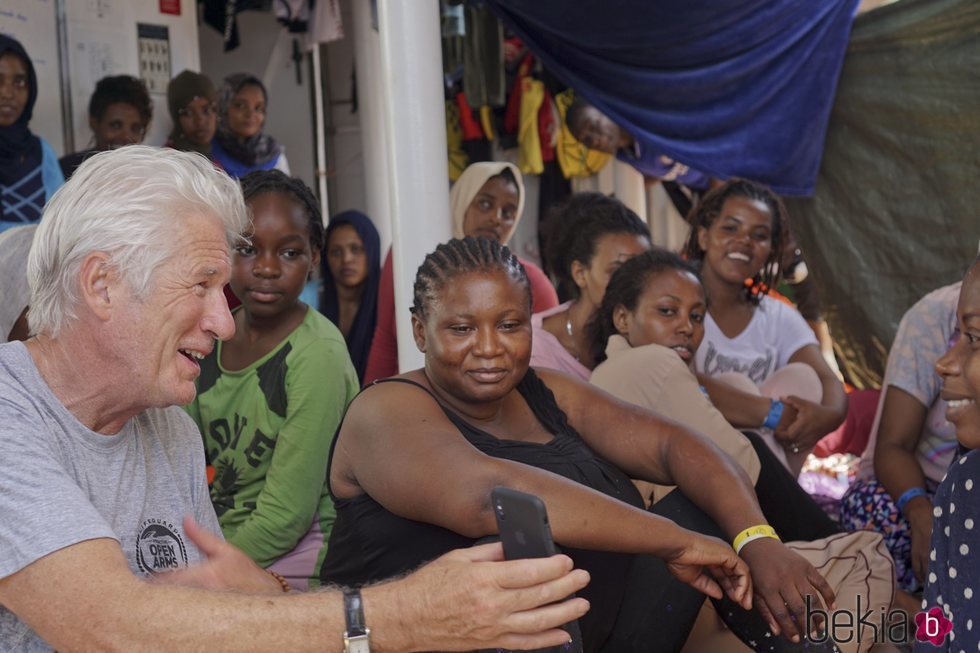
left=530, top=193, right=650, bottom=380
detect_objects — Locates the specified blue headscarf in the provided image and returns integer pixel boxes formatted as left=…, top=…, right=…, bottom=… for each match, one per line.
left=0, top=36, right=42, bottom=221
left=319, top=211, right=381, bottom=383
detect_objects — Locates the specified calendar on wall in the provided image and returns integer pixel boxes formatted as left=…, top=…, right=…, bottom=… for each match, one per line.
left=137, top=23, right=170, bottom=94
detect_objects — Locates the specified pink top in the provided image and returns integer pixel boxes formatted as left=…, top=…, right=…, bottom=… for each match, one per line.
left=530, top=302, right=592, bottom=382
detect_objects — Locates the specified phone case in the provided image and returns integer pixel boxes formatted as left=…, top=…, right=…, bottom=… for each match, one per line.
left=491, top=486, right=557, bottom=559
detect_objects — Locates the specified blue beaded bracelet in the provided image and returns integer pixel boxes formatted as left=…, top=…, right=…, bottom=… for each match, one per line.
left=896, top=487, right=928, bottom=514
left=762, top=399, right=784, bottom=430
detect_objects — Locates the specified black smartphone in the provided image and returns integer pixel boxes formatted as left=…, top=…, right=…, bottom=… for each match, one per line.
left=487, top=488, right=581, bottom=653
left=491, top=486, right=557, bottom=560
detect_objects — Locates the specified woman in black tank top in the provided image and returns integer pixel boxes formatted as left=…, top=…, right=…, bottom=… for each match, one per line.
left=323, top=237, right=840, bottom=653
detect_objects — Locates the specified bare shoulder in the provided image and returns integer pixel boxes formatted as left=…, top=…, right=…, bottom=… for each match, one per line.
left=343, top=375, right=444, bottom=429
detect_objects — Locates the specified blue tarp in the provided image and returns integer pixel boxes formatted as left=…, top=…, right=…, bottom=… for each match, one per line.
left=485, top=0, right=860, bottom=195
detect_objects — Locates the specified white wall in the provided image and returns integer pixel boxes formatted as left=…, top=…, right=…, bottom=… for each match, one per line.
left=322, top=0, right=367, bottom=217
left=198, top=9, right=316, bottom=190
left=63, top=0, right=200, bottom=152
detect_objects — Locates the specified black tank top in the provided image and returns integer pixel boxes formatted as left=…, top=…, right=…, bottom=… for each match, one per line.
left=321, top=369, right=644, bottom=651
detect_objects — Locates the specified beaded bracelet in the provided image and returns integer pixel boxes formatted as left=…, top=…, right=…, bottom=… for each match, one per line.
left=762, top=399, right=784, bottom=430
left=268, top=569, right=291, bottom=593
left=732, top=524, right=780, bottom=555
left=896, top=487, right=928, bottom=514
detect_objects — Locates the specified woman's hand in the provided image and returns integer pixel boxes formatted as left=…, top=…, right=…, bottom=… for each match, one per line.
left=773, top=395, right=840, bottom=451
left=738, top=538, right=836, bottom=642
left=664, top=532, right=753, bottom=610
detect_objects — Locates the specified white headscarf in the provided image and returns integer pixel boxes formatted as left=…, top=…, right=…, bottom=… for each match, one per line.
left=449, top=161, right=526, bottom=242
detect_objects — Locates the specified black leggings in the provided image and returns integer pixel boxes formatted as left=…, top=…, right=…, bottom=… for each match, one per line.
left=745, top=430, right=842, bottom=542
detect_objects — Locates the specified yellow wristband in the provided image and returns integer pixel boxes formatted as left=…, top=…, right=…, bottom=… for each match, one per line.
left=732, top=525, right=779, bottom=555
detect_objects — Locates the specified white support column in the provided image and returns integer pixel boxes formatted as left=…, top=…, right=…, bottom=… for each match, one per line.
left=352, top=0, right=392, bottom=253
left=377, top=0, right=451, bottom=373
left=312, top=46, right=329, bottom=225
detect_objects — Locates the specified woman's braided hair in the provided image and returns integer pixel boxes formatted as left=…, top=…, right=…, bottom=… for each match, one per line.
left=411, top=236, right=529, bottom=318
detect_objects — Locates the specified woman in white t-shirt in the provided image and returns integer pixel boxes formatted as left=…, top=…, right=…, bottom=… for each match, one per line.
left=682, top=179, right=847, bottom=475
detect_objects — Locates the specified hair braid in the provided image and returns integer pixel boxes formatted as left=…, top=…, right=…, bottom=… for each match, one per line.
left=412, top=236, right=529, bottom=318
left=239, top=169, right=325, bottom=251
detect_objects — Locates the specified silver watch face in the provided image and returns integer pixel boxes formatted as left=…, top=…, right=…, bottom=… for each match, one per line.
left=344, top=632, right=371, bottom=653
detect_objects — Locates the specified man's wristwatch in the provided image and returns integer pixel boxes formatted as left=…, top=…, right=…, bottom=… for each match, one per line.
left=343, top=588, right=371, bottom=652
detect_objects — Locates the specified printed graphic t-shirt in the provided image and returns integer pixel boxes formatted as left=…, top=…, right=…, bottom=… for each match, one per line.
left=695, top=295, right=817, bottom=385
left=0, top=341, right=219, bottom=652
left=186, top=306, right=358, bottom=582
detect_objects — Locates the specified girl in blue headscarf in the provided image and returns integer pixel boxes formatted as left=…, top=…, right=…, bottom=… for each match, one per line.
left=0, top=36, right=63, bottom=232
left=211, top=73, right=289, bottom=178
left=319, top=211, right=381, bottom=383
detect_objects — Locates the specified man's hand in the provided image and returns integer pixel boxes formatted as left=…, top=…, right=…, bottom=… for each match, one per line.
left=151, top=516, right=282, bottom=594
left=738, top=537, right=836, bottom=643
left=377, top=542, right=590, bottom=652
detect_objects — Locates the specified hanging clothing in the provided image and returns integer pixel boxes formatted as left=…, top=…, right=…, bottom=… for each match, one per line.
left=275, top=0, right=344, bottom=51
left=462, top=3, right=506, bottom=108
left=0, top=36, right=63, bottom=231
left=166, top=70, right=218, bottom=159
left=201, top=0, right=267, bottom=52
left=212, top=74, right=289, bottom=179
left=319, top=211, right=381, bottom=384
left=445, top=100, right=468, bottom=181
left=517, top=77, right=544, bottom=174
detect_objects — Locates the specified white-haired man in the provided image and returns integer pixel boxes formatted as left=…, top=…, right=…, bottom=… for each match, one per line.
left=0, top=146, right=589, bottom=652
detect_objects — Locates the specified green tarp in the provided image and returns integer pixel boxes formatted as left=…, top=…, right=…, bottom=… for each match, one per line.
left=786, top=0, right=980, bottom=388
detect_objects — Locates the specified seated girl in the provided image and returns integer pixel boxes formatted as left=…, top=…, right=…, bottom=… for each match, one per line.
left=917, top=257, right=980, bottom=652
left=211, top=74, right=289, bottom=178
left=531, top=193, right=651, bottom=379
left=840, top=281, right=961, bottom=593
left=323, top=236, right=846, bottom=653
left=319, top=210, right=381, bottom=383
left=59, top=75, right=152, bottom=179
left=683, top=179, right=847, bottom=476
left=0, top=36, right=63, bottom=231
left=186, top=170, right=359, bottom=590
left=363, top=161, right=559, bottom=383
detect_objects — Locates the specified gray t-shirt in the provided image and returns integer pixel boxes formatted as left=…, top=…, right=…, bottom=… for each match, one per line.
left=0, top=341, right=221, bottom=651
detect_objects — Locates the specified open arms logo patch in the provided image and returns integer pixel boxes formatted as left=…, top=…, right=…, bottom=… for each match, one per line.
left=135, top=519, right=188, bottom=574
